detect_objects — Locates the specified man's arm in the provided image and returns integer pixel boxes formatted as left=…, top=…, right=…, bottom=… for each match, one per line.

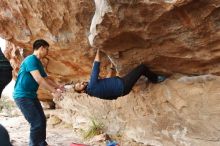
left=94, top=49, right=100, bottom=62
left=45, top=77, right=65, bottom=91
left=45, top=78, right=58, bottom=88
left=30, top=70, right=62, bottom=97
left=89, top=49, right=101, bottom=85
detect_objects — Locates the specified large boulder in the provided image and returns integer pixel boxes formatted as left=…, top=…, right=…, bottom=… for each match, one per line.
left=1, top=0, right=220, bottom=145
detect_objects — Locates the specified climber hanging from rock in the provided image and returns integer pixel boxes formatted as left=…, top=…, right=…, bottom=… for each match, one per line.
left=74, top=49, right=166, bottom=100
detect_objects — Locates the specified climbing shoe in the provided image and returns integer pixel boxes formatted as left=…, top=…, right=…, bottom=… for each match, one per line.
left=157, top=75, right=166, bottom=83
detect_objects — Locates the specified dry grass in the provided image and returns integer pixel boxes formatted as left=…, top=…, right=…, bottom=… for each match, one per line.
left=82, top=119, right=104, bottom=139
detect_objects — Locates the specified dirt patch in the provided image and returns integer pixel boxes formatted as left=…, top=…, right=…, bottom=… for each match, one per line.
left=0, top=110, right=83, bottom=146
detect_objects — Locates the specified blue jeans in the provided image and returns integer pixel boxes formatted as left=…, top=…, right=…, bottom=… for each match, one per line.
left=0, top=124, right=12, bottom=146
left=14, top=97, right=47, bottom=146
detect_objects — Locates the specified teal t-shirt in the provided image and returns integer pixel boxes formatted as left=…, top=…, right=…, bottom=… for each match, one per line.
left=13, top=55, right=47, bottom=99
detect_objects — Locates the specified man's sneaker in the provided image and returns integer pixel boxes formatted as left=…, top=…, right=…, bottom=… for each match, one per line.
left=157, top=75, right=166, bottom=83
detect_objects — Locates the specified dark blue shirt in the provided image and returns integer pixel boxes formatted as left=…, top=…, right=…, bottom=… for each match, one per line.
left=86, top=61, right=124, bottom=100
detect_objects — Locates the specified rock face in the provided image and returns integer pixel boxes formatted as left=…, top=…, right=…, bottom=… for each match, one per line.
left=1, top=0, right=220, bottom=145
left=90, top=0, right=220, bottom=76
left=1, top=0, right=95, bottom=84
left=2, top=0, right=220, bottom=82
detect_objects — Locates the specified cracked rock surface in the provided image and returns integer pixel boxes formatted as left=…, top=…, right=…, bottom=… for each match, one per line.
left=1, top=0, right=220, bottom=145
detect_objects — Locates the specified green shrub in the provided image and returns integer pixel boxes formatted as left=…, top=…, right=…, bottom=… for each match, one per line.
left=82, top=118, right=104, bottom=139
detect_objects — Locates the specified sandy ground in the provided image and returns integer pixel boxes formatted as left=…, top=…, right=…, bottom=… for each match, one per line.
left=0, top=110, right=84, bottom=146
left=0, top=103, right=140, bottom=146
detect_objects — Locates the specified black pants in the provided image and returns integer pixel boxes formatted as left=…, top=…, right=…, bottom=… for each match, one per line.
left=0, top=69, right=12, bottom=98
left=121, top=64, right=158, bottom=95
left=0, top=124, right=12, bottom=146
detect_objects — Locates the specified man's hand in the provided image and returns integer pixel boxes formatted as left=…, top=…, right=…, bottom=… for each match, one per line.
left=52, top=89, right=63, bottom=101
left=94, top=49, right=100, bottom=62
left=57, top=84, right=65, bottom=92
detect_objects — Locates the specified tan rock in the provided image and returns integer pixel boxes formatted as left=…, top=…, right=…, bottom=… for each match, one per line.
left=1, top=1, right=220, bottom=145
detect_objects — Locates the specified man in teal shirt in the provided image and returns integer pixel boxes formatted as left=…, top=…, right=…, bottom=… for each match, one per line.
left=13, top=51, right=48, bottom=98
left=13, top=39, right=63, bottom=146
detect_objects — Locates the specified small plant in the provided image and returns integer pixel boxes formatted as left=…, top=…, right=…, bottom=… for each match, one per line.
left=82, top=118, right=104, bottom=139
left=0, top=95, right=15, bottom=115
